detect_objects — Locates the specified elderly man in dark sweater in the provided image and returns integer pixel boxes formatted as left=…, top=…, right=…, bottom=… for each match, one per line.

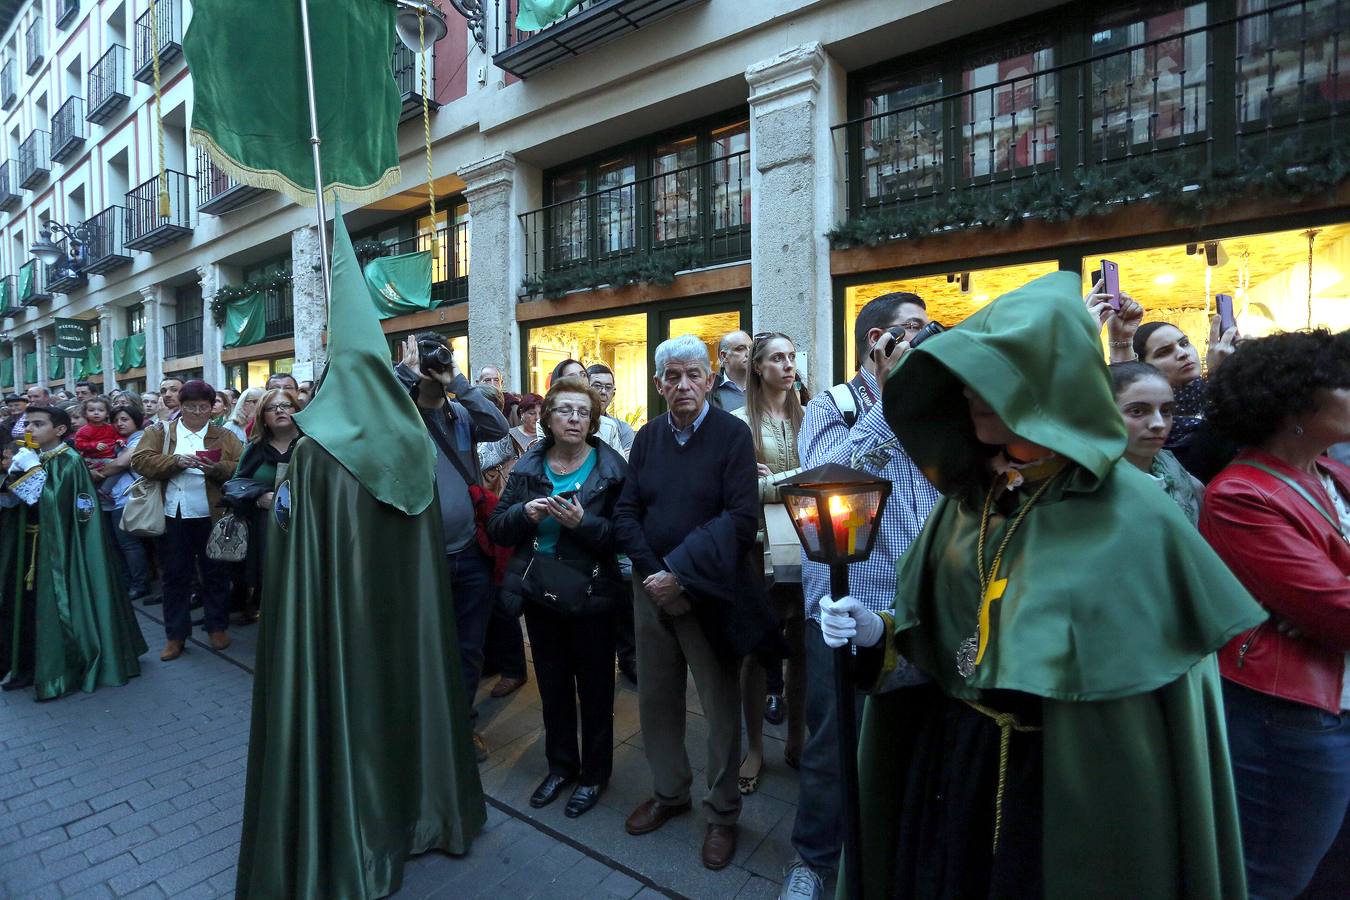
left=614, top=333, right=778, bottom=872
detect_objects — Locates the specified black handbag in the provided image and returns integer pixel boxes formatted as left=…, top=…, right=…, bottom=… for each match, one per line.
left=521, top=542, right=612, bottom=617
left=221, top=477, right=270, bottom=509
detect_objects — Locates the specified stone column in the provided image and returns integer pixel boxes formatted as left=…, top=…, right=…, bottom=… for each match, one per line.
left=197, top=264, right=227, bottom=387
left=291, top=225, right=326, bottom=384
left=140, top=286, right=165, bottom=386
left=14, top=337, right=26, bottom=393
left=33, top=330, right=48, bottom=388
left=98, top=309, right=117, bottom=391
left=458, top=151, right=540, bottom=390
left=746, top=42, right=845, bottom=394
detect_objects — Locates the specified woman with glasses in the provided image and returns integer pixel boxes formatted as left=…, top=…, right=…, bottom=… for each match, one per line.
left=731, top=332, right=809, bottom=793
left=230, top=389, right=302, bottom=623
left=487, top=376, right=628, bottom=819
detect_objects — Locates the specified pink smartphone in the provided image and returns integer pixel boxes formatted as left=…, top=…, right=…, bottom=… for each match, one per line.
left=1216, top=293, right=1235, bottom=334
left=1100, top=259, right=1121, bottom=310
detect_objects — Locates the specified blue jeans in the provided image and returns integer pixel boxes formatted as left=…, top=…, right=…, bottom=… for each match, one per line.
left=1223, top=680, right=1350, bottom=900
left=107, top=508, right=150, bottom=597
left=446, top=545, right=495, bottom=715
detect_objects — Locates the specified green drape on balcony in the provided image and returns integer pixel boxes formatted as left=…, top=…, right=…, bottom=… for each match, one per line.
left=18, top=260, right=34, bottom=303
left=516, top=0, right=583, bottom=30
left=49, top=351, right=65, bottom=381
left=0, top=275, right=11, bottom=313
left=24, top=352, right=36, bottom=384
left=222, top=291, right=267, bottom=348
left=0, top=356, right=12, bottom=388
left=85, top=344, right=102, bottom=376
left=114, top=333, right=146, bottom=373
left=364, top=251, right=434, bottom=320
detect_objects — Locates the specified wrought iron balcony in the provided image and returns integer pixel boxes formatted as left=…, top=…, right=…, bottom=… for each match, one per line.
left=133, top=0, right=182, bottom=84
left=19, top=260, right=51, bottom=306
left=18, top=131, right=50, bottom=189
left=195, top=145, right=267, bottom=214
left=82, top=205, right=132, bottom=275
left=0, top=161, right=20, bottom=212
left=51, top=96, right=86, bottom=164
left=519, top=149, right=750, bottom=290
left=834, top=0, right=1350, bottom=227
left=393, top=42, right=439, bottom=123
left=124, top=170, right=193, bottom=251
left=88, top=44, right=129, bottom=125
left=1, top=60, right=14, bottom=111
left=55, top=0, right=78, bottom=30
left=24, top=18, right=42, bottom=75
left=163, top=316, right=202, bottom=359
left=493, top=0, right=707, bottom=79
left=47, top=252, right=86, bottom=294
left=365, top=221, right=470, bottom=305
left=262, top=282, right=294, bottom=341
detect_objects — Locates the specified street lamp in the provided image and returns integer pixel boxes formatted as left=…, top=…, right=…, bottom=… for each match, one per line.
left=778, top=463, right=892, bottom=900
left=29, top=221, right=89, bottom=269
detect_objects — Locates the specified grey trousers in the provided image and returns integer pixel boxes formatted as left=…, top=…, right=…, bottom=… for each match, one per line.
left=633, top=577, right=742, bottom=826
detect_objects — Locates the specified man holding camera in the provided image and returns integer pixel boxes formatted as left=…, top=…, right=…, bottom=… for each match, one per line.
left=778, top=292, right=942, bottom=900
left=396, top=333, right=510, bottom=761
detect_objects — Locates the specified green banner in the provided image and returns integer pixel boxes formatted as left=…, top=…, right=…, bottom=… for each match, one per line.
left=516, top=0, right=584, bottom=30
left=18, top=260, right=34, bottom=303
left=114, top=333, right=146, bottom=373
left=184, top=0, right=400, bottom=206
left=23, top=352, right=36, bottom=384
left=48, top=351, right=64, bottom=380
left=364, top=251, right=434, bottom=320
left=85, top=343, right=102, bottom=376
left=222, top=291, right=267, bottom=348
left=70, top=355, right=86, bottom=381
left=0, top=356, right=12, bottom=388
left=0, top=276, right=11, bottom=313
left=52, top=318, right=92, bottom=358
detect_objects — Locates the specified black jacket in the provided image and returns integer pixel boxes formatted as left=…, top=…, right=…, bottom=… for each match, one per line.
left=486, top=436, right=628, bottom=610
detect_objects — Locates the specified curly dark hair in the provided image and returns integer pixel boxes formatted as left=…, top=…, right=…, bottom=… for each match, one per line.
left=1206, top=329, right=1350, bottom=447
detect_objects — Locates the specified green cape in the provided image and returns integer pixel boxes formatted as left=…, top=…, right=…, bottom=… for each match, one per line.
left=4, top=447, right=146, bottom=700
left=235, top=438, right=486, bottom=899
left=853, top=272, right=1264, bottom=898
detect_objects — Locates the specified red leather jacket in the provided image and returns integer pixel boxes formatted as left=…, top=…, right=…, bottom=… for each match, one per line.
left=1200, top=450, right=1350, bottom=713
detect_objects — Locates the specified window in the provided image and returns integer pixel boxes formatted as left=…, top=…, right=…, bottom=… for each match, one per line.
left=126, top=302, right=144, bottom=334
left=961, top=36, right=1057, bottom=178
left=1237, top=0, right=1350, bottom=130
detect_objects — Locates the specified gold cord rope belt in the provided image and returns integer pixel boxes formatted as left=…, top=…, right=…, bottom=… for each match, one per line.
left=962, top=699, right=1042, bottom=853
left=23, top=524, right=38, bottom=590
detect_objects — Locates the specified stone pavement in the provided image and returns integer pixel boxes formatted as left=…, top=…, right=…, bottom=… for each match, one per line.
left=0, top=601, right=802, bottom=899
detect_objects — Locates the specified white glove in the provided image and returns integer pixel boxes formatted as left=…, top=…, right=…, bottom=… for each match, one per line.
left=9, top=447, right=40, bottom=475
left=819, top=595, right=885, bottom=649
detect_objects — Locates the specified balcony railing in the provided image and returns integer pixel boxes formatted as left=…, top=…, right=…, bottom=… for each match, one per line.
left=0, top=161, right=19, bottom=211
left=163, top=316, right=202, bottom=359
left=366, top=221, right=471, bottom=306
left=134, top=0, right=182, bottom=84
left=82, top=205, right=132, bottom=275
left=55, top=0, right=78, bottom=30
left=124, top=170, right=193, bottom=251
left=19, top=260, right=50, bottom=305
left=1, top=60, right=14, bottom=110
left=195, top=145, right=267, bottom=214
left=494, top=0, right=707, bottom=78
left=393, top=42, right=438, bottom=123
left=18, top=130, right=50, bottom=189
left=88, top=44, right=129, bottom=125
left=47, top=252, right=86, bottom=294
left=262, top=282, right=294, bottom=340
left=835, top=0, right=1350, bottom=225
left=51, top=96, right=85, bottom=163
left=24, top=18, right=42, bottom=75
left=519, top=149, right=750, bottom=290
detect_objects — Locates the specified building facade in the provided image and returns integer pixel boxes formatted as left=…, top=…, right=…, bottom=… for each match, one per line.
left=0, top=0, right=1344, bottom=429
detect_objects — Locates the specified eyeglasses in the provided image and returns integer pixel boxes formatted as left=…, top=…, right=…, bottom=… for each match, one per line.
left=180, top=404, right=212, bottom=415
left=589, top=382, right=615, bottom=394
left=552, top=406, right=592, bottom=420
left=264, top=402, right=296, bottom=413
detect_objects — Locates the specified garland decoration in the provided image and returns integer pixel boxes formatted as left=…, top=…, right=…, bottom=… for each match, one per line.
left=353, top=239, right=387, bottom=261
left=209, top=271, right=295, bottom=325
left=828, top=139, right=1350, bottom=250
left=522, top=245, right=706, bottom=300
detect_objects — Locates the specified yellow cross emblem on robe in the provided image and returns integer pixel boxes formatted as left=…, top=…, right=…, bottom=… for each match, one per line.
left=975, top=562, right=1008, bottom=666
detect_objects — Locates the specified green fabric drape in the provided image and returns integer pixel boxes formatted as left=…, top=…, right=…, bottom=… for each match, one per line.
left=17, top=261, right=34, bottom=303
left=364, top=251, right=435, bottom=320
left=23, top=353, right=36, bottom=384
left=114, top=333, right=146, bottom=373
left=183, top=0, right=401, bottom=207
left=516, top=0, right=584, bottom=29
left=48, top=352, right=64, bottom=381
left=222, top=292, right=267, bottom=348
left=0, top=356, right=12, bottom=388
left=85, top=344, right=102, bottom=376
left=0, top=274, right=11, bottom=312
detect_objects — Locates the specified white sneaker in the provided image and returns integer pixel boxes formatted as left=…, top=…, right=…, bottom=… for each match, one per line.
left=779, top=859, right=823, bottom=900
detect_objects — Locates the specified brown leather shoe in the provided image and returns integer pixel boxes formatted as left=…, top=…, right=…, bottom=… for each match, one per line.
left=208, top=631, right=231, bottom=651
left=701, top=824, right=737, bottom=870
left=624, top=798, right=691, bottom=835
left=160, top=639, right=185, bottom=662
left=490, top=676, right=527, bottom=698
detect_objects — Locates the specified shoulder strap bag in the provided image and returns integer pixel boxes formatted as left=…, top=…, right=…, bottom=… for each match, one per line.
left=1233, top=460, right=1349, bottom=541
left=120, top=422, right=176, bottom=538
left=521, top=538, right=612, bottom=617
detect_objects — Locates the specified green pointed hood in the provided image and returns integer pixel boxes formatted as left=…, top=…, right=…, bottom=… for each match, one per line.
left=884, top=270, right=1125, bottom=495
left=293, top=205, right=436, bottom=515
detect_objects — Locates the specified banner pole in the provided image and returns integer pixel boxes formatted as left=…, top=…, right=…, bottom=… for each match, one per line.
left=297, top=0, right=332, bottom=305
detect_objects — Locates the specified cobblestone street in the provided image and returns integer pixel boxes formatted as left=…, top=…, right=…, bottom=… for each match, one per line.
left=0, top=603, right=799, bottom=899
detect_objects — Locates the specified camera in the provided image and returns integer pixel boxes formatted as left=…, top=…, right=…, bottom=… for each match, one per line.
left=907, top=321, right=947, bottom=349
left=418, top=339, right=454, bottom=373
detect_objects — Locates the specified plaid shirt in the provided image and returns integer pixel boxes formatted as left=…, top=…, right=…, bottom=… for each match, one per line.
left=797, top=368, right=939, bottom=682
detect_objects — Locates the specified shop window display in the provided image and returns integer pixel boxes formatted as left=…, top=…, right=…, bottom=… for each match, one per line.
left=527, top=313, right=648, bottom=428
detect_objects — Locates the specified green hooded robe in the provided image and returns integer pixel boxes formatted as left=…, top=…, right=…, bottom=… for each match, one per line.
left=1, top=445, right=146, bottom=699
left=234, top=209, right=484, bottom=899
left=853, top=271, right=1265, bottom=898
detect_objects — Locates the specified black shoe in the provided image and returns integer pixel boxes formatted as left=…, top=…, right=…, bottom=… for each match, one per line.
left=565, top=783, right=603, bottom=818
left=529, top=773, right=573, bottom=809
left=764, top=694, right=785, bottom=726
left=618, top=658, right=637, bottom=685
left=1, top=675, right=33, bottom=691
